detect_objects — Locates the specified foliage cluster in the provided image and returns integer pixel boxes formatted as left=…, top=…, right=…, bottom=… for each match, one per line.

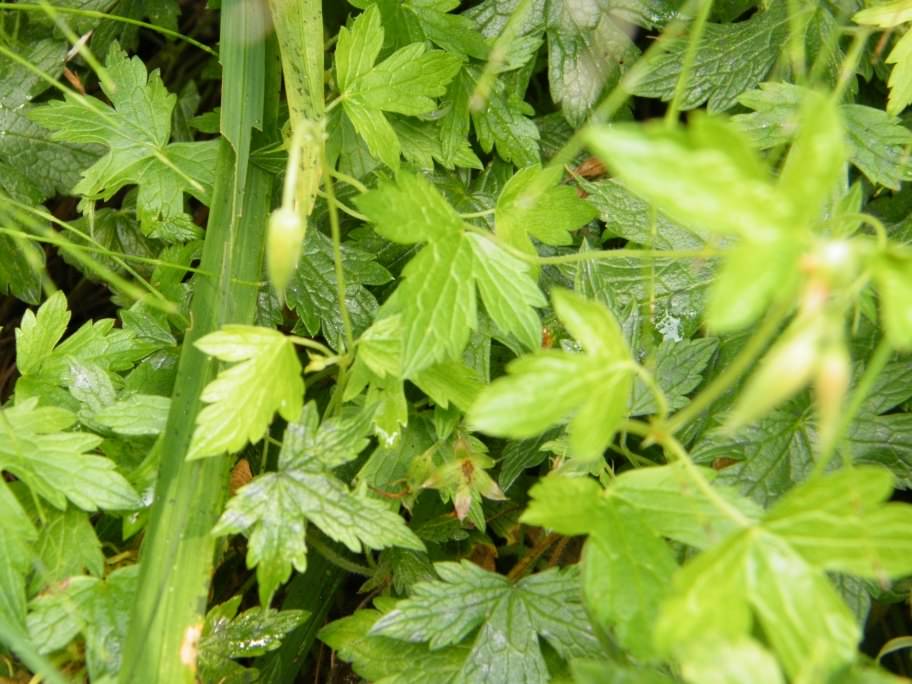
left=3, top=0, right=912, bottom=682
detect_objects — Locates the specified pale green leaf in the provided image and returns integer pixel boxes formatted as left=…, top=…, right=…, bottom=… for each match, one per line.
left=494, top=165, right=597, bottom=256
left=552, top=288, right=628, bottom=358
left=355, top=172, right=462, bottom=244
left=0, top=481, right=37, bottom=627
left=776, top=90, right=846, bottom=226
left=467, top=233, right=545, bottom=350
left=351, top=43, right=462, bottom=116
left=747, top=533, right=859, bottom=680
left=520, top=475, right=604, bottom=536
left=854, top=0, right=912, bottom=27
left=585, top=117, right=790, bottom=243
left=188, top=326, right=304, bottom=459
left=583, top=504, right=677, bottom=659
left=611, top=462, right=762, bottom=549
left=470, top=291, right=632, bottom=460
left=873, top=251, right=912, bottom=350
left=0, top=400, right=140, bottom=511
left=681, top=638, right=784, bottom=684
left=30, top=43, right=213, bottom=240
left=399, top=236, right=476, bottom=376
left=335, top=5, right=385, bottom=93
left=319, top=608, right=470, bottom=684
left=15, top=292, right=70, bottom=376
left=341, top=98, right=402, bottom=171
left=764, top=467, right=912, bottom=578
left=412, top=361, right=484, bottom=411
left=655, top=533, right=753, bottom=655
left=705, top=240, right=800, bottom=332
left=887, top=28, right=912, bottom=116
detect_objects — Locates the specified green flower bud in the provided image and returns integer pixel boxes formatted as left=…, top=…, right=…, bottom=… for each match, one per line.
left=267, top=206, right=305, bottom=298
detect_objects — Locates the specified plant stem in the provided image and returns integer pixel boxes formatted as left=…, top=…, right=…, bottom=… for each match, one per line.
left=662, top=435, right=752, bottom=527
left=665, top=295, right=794, bottom=435
left=321, top=144, right=356, bottom=353
left=813, top=337, right=892, bottom=476
left=665, top=0, right=714, bottom=125
left=306, top=530, right=373, bottom=577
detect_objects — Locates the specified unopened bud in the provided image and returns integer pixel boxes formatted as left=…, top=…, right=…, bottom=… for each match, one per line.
left=726, top=321, right=822, bottom=430
left=814, top=343, right=852, bottom=452
left=267, top=207, right=305, bottom=297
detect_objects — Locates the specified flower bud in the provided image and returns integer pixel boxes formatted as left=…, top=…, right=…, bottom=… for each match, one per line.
left=814, top=343, right=852, bottom=452
left=726, top=320, right=823, bottom=430
left=267, top=206, right=305, bottom=298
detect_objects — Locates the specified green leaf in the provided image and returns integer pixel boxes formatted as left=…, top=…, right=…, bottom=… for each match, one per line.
left=680, top=638, right=784, bottom=684
left=0, top=481, right=37, bottom=627
left=585, top=116, right=788, bottom=243
left=764, top=466, right=912, bottom=579
left=467, top=233, right=547, bottom=350
left=336, top=6, right=462, bottom=170
left=30, top=43, right=215, bottom=241
left=578, top=178, right=703, bottom=250
left=655, top=533, right=754, bottom=654
left=494, top=165, right=597, bottom=257
left=610, top=463, right=762, bottom=549
left=198, top=597, right=307, bottom=683
left=776, top=90, right=846, bottom=227
left=287, top=228, right=392, bottom=350
left=733, top=82, right=912, bottom=190
left=27, top=565, right=138, bottom=681
left=632, top=0, right=791, bottom=112
left=582, top=504, right=677, bottom=660
left=30, top=507, right=104, bottom=595
left=851, top=12, right=912, bottom=115
left=873, top=251, right=912, bottom=350
left=399, top=235, right=477, bottom=375
left=335, top=5, right=385, bottom=93
left=470, top=73, right=541, bottom=167
left=546, top=0, right=640, bottom=125
left=0, top=104, right=98, bottom=203
left=93, top=394, right=171, bottom=436
left=370, top=562, right=601, bottom=684
left=0, top=233, right=44, bottom=306
left=355, top=172, right=463, bottom=244
left=630, top=338, right=719, bottom=415
left=470, top=289, right=632, bottom=460
left=357, top=173, right=544, bottom=375
left=352, top=43, right=462, bottom=116
left=15, top=292, right=70, bottom=376
left=0, top=399, right=141, bottom=511
left=745, top=532, right=858, bottom=680
left=520, top=475, right=604, bottom=536
left=213, top=405, right=423, bottom=605
left=692, top=397, right=815, bottom=506
left=320, top=607, right=470, bottom=683
left=188, top=326, right=304, bottom=459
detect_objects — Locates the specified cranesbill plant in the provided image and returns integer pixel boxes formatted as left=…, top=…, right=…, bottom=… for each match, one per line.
left=2, top=1, right=912, bottom=683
